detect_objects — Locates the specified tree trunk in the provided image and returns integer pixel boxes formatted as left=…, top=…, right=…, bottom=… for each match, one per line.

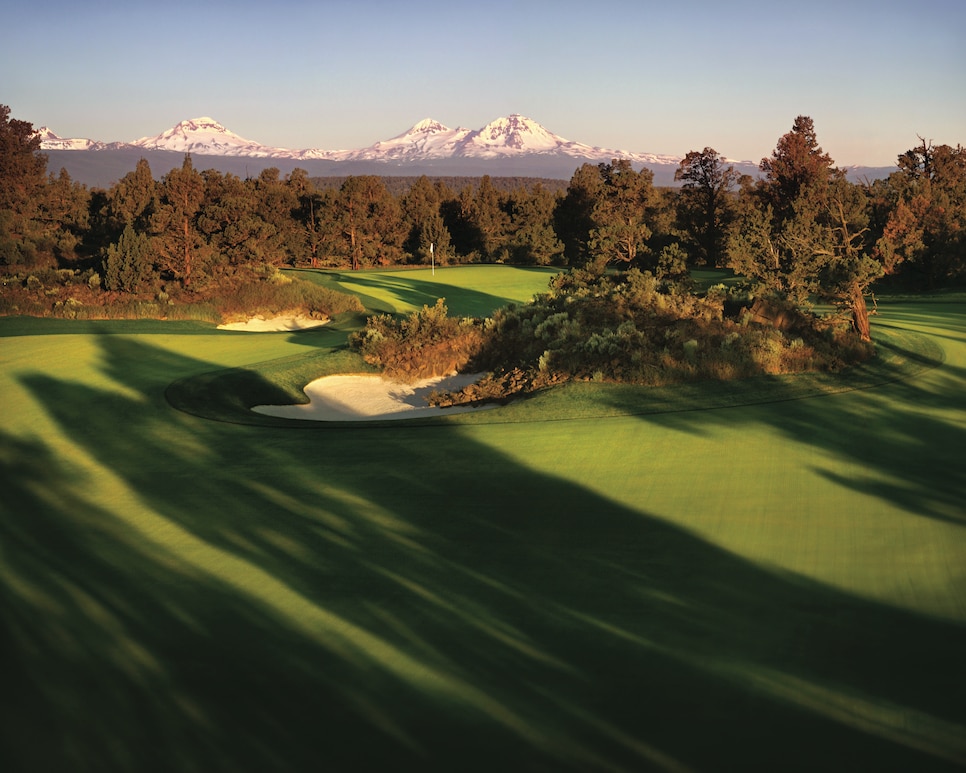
left=182, top=217, right=191, bottom=287
left=849, top=282, right=871, bottom=341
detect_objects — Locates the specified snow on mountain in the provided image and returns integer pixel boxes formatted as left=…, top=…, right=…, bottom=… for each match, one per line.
left=34, top=127, right=105, bottom=151
left=128, top=116, right=297, bottom=158
left=449, top=114, right=681, bottom=165
left=344, top=118, right=473, bottom=161
left=343, top=114, right=683, bottom=166
left=36, top=113, right=685, bottom=168
left=457, top=114, right=588, bottom=157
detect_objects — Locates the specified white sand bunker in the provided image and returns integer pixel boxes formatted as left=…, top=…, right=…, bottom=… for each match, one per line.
left=253, top=372, right=496, bottom=422
left=217, top=315, right=327, bottom=332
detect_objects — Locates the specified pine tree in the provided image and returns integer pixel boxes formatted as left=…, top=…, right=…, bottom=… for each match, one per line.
left=337, top=176, right=404, bottom=269
left=0, top=105, right=49, bottom=268
left=151, top=155, right=205, bottom=287
left=505, top=185, right=563, bottom=265
left=555, top=163, right=604, bottom=268
left=401, top=176, right=452, bottom=263
left=107, top=158, right=157, bottom=233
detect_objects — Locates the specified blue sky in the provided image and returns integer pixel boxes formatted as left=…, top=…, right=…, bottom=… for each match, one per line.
left=4, top=0, right=964, bottom=166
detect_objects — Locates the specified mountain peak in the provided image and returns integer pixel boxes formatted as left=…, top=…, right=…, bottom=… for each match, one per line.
left=171, top=117, right=229, bottom=133
left=184, top=115, right=220, bottom=125
left=131, top=116, right=277, bottom=156
left=33, top=126, right=103, bottom=150
left=460, top=114, right=571, bottom=155
left=402, top=118, right=451, bottom=136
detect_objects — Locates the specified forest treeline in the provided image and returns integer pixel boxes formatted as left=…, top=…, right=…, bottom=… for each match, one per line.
left=309, top=176, right=570, bottom=197
left=1, top=105, right=964, bottom=330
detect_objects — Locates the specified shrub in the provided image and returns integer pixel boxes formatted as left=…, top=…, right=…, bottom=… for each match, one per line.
left=432, top=268, right=874, bottom=406
left=103, top=226, right=156, bottom=292
left=350, top=299, right=484, bottom=381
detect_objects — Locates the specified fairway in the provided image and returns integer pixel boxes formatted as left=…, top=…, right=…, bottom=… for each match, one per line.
left=1, top=266, right=965, bottom=772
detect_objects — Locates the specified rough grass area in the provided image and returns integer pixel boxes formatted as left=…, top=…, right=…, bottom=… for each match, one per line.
left=1, top=267, right=965, bottom=771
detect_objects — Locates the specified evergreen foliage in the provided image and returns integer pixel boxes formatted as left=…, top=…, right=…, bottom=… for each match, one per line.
left=103, top=225, right=155, bottom=292
left=674, top=147, right=738, bottom=265
left=727, top=116, right=894, bottom=340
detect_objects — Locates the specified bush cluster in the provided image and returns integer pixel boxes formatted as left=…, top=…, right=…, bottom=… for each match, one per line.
left=349, top=299, right=484, bottom=382
left=0, top=267, right=361, bottom=323
left=431, top=269, right=874, bottom=404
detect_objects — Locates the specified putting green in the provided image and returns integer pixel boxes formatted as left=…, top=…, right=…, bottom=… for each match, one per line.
left=294, top=264, right=561, bottom=316
left=1, top=270, right=964, bottom=771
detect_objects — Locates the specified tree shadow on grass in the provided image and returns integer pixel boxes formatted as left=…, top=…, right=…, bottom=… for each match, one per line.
left=598, top=312, right=966, bottom=526
left=3, top=332, right=966, bottom=772
left=324, top=269, right=548, bottom=319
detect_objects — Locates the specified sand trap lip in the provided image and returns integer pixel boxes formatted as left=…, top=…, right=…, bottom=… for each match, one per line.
left=217, top=316, right=328, bottom=332
left=253, top=372, right=495, bottom=422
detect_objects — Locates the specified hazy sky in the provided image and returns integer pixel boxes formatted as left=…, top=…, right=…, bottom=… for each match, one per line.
left=4, top=0, right=964, bottom=166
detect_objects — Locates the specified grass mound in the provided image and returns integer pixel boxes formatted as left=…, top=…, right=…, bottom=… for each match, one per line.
left=429, top=269, right=875, bottom=407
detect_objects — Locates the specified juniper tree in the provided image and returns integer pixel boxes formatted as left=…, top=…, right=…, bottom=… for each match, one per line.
left=728, top=117, right=881, bottom=340
left=103, top=224, right=155, bottom=292
left=588, top=159, right=655, bottom=268
left=877, top=140, right=966, bottom=286
left=674, top=147, right=738, bottom=266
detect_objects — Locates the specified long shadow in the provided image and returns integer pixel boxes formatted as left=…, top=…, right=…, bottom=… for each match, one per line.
left=3, top=333, right=965, bottom=771
left=0, top=317, right=221, bottom=338
left=601, top=308, right=966, bottom=526
left=324, top=271, right=533, bottom=318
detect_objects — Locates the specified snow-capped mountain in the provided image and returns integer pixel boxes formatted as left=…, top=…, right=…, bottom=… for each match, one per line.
left=36, top=114, right=683, bottom=166
left=34, top=127, right=106, bottom=151
left=128, top=116, right=305, bottom=158
left=344, top=118, right=473, bottom=161
left=339, top=114, right=682, bottom=165
left=458, top=114, right=618, bottom=159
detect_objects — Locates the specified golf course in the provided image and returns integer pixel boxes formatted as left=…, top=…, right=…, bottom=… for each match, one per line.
left=2, top=265, right=965, bottom=771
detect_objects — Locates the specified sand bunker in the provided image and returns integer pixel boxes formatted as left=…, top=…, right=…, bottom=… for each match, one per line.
left=217, top=315, right=327, bottom=332
left=253, top=372, right=495, bottom=422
